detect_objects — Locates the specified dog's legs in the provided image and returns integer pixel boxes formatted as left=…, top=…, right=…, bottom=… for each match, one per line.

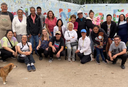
left=2, top=77, right=6, bottom=84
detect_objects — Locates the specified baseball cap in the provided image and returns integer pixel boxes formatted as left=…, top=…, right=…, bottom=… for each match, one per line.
left=81, top=29, right=86, bottom=33
left=55, top=31, right=61, bottom=35
left=77, top=10, right=83, bottom=14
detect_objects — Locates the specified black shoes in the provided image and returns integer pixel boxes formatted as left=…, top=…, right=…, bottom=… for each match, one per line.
left=121, top=65, right=125, bottom=69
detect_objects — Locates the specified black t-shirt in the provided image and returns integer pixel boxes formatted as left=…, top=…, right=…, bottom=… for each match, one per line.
left=50, top=36, right=64, bottom=50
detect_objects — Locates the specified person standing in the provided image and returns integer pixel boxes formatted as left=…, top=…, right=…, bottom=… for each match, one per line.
left=91, top=25, right=108, bottom=60
left=12, top=9, right=27, bottom=42
left=70, top=15, right=78, bottom=31
left=117, top=14, right=128, bottom=44
left=0, top=3, right=14, bottom=39
left=76, top=10, right=94, bottom=38
left=101, top=14, right=117, bottom=52
left=37, top=6, right=45, bottom=29
left=45, top=10, right=57, bottom=36
left=27, top=7, right=41, bottom=54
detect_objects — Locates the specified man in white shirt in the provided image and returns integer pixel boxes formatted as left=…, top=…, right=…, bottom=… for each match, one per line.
left=75, top=29, right=91, bottom=64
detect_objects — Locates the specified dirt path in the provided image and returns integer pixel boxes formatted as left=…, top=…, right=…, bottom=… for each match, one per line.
left=0, top=55, right=128, bottom=87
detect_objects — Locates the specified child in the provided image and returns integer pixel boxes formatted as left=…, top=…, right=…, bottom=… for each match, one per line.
left=94, top=32, right=107, bottom=64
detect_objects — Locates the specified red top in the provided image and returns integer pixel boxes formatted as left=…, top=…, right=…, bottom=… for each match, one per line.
left=45, top=17, right=57, bottom=32
left=69, top=21, right=78, bottom=30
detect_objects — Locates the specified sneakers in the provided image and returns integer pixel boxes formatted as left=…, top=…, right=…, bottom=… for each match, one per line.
left=72, top=58, right=75, bottom=62
left=121, top=65, right=125, bottom=69
left=49, top=57, right=53, bottom=63
left=68, top=58, right=71, bottom=62
left=27, top=66, right=32, bottom=72
left=31, top=65, right=36, bottom=71
left=57, top=57, right=61, bottom=60
left=39, top=57, right=43, bottom=60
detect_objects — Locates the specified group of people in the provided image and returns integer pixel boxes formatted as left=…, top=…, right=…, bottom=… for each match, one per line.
left=0, top=2, right=128, bottom=72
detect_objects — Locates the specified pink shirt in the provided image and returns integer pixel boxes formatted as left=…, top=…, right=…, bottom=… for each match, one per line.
left=45, top=17, right=57, bottom=32
left=31, top=15, right=36, bottom=23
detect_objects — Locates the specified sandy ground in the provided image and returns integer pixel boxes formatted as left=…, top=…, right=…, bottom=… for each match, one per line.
left=0, top=55, right=128, bottom=87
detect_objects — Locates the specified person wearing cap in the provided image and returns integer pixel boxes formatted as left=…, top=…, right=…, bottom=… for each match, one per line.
left=49, top=31, right=64, bottom=62
left=64, top=22, right=77, bottom=62
left=91, top=25, right=108, bottom=61
left=75, top=29, right=91, bottom=64
left=76, top=10, right=94, bottom=39
left=0, top=3, right=14, bottom=39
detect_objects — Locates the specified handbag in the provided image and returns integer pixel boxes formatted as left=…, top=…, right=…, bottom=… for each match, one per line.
left=67, top=32, right=78, bottom=47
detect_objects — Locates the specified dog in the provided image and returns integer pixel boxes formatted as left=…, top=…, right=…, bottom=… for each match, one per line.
left=0, top=63, right=17, bottom=84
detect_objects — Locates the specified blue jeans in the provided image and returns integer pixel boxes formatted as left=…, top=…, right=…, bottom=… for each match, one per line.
left=29, top=35, right=39, bottom=54
left=96, top=47, right=105, bottom=63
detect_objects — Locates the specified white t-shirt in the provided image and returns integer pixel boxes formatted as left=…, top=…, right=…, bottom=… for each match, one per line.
left=17, top=42, right=31, bottom=57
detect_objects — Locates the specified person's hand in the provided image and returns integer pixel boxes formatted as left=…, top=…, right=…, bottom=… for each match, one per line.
left=14, top=32, right=17, bottom=37
left=29, top=34, right=32, bottom=38
left=36, top=46, right=40, bottom=50
left=100, top=42, right=103, bottom=46
left=72, top=36, right=74, bottom=38
left=52, top=46, right=56, bottom=52
left=108, top=38, right=112, bottom=44
left=110, top=57, right=113, bottom=61
left=49, top=33, right=52, bottom=36
left=112, top=54, right=117, bottom=59
left=74, top=29, right=77, bottom=31
left=46, top=47, right=49, bottom=51
left=38, top=34, right=40, bottom=37
left=96, top=45, right=100, bottom=48
left=56, top=51, right=60, bottom=58
left=75, top=50, right=80, bottom=53
left=13, top=52, right=17, bottom=57
left=67, top=40, right=70, bottom=42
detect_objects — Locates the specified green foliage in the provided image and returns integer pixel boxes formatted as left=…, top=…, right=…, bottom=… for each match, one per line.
left=59, top=0, right=128, bottom=4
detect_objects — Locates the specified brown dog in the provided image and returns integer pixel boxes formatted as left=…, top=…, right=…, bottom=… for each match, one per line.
left=0, top=63, right=17, bottom=84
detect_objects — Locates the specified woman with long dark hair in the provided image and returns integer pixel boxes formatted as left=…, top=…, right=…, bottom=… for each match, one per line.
left=117, top=14, right=128, bottom=43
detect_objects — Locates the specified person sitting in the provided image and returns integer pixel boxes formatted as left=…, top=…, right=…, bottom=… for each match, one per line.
left=108, top=35, right=127, bottom=69
left=0, top=30, right=18, bottom=62
left=17, top=35, right=36, bottom=72
left=75, top=29, right=91, bottom=64
left=64, top=22, right=77, bottom=62
left=37, top=29, right=51, bottom=60
left=49, top=31, right=64, bottom=62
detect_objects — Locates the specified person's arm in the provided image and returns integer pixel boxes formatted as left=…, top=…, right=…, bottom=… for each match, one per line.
left=64, top=31, right=72, bottom=41
left=74, top=22, right=78, bottom=31
left=58, top=39, right=64, bottom=53
left=108, top=51, right=113, bottom=60
left=91, top=32, right=100, bottom=45
left=12, top=18, right=16, bottom=37
left=38, top=17, right=42, bottom=35
left=27, top=17, right=31, bottom=35
left=17, top=46, right=26, bottom=55
left=73, top=31, right=78, bottom=40
left=53, top=26, right=56, bottom=36
left=3, top=47, right=15, bottom=53
left=80, top=38, right=90, bottom=53
left=43, top=16, right=45, bottom=27
left=109, top=22, right=117, bottom=38
left=45, top=18, right=51, bottom=35
left=116, top=49, right=127, bottom=56
left=37, top=40, right=41, bottom=50
left=28, top=44, right=32, bottom=54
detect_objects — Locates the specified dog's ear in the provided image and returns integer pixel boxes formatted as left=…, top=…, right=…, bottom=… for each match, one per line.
left=9, top=64, right=13, bottom=72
